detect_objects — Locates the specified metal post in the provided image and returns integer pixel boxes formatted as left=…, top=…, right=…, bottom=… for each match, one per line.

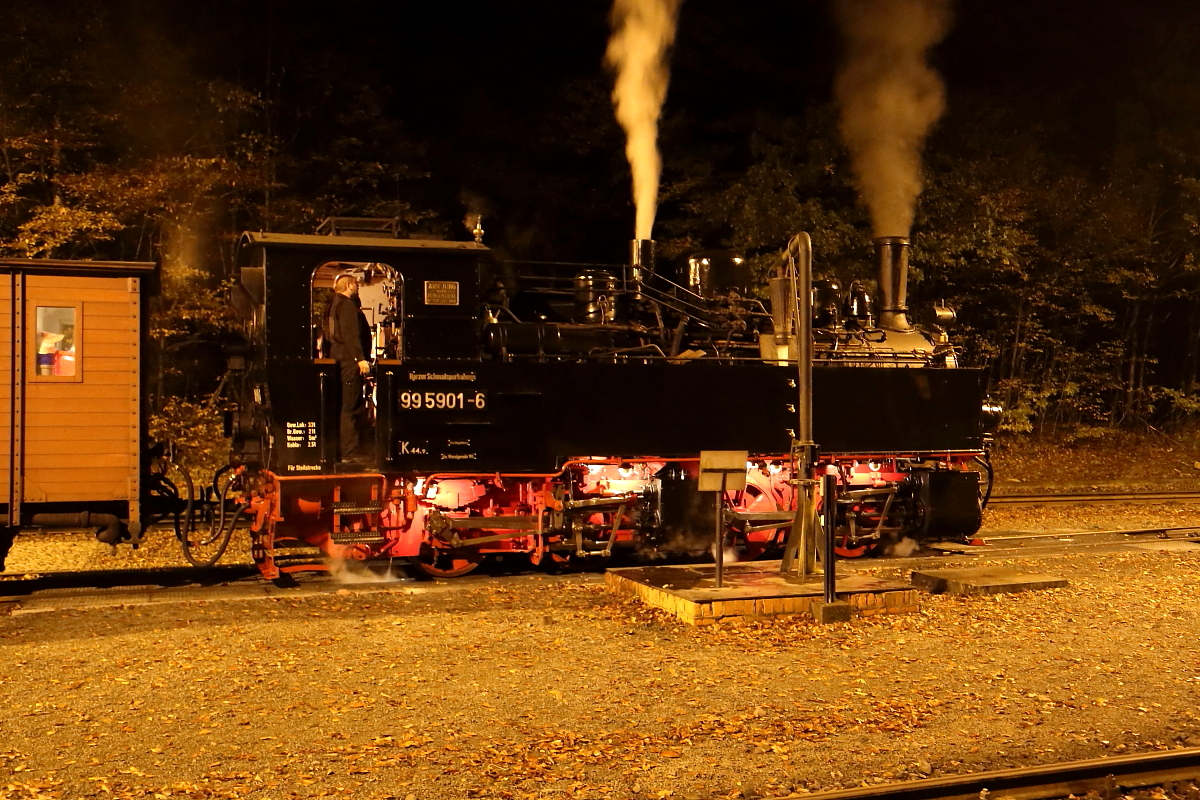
left=779, top=232, right=817, bottom=578
left=793, top=233, right=813, bottom=448
left=822, top=469, right=837, bottom=604
left=714, top=471, right=727, bottom=589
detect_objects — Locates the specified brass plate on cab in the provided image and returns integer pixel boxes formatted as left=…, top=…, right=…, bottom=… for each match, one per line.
left=423, top=280, right=459, bottom=306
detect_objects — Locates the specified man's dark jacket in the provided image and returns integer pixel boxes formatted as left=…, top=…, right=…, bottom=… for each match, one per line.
left=326, top=294, right=372, bottom=362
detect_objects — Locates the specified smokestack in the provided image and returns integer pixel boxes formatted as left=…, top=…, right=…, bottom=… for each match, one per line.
left=630, top=239, right=656, bottom=296
left=874, top=236, right=913, bottom=331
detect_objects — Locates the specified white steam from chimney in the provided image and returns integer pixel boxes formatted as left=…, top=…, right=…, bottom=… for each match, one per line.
left=605, top=0, right=684, bottom=241
left=833, top=0, right=953, bottom=237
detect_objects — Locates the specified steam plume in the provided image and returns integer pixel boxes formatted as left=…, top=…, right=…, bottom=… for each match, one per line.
left=833, top=0, right=953, bottom=236
left=605, top=0, right=684, bottom=240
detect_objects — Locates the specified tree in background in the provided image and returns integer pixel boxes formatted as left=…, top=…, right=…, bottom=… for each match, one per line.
left=4, top=1, right=1200, bottom=444
left=0, top=2, right=439, bottom=467
left=657, top=90, right=1200, bottom=436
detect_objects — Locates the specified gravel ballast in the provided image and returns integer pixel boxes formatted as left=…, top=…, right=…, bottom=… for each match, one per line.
left=3, top=539, right=1200, bottom=800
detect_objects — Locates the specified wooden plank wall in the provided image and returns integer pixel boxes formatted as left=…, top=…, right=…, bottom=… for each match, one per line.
left=0, top=275, right=142, bottom=503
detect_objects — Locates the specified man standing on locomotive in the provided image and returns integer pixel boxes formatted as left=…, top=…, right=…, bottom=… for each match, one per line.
left=326, top=274, right=373, bottom=466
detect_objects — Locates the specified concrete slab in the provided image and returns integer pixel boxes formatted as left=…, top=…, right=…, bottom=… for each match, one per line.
left=911, top=567, right=1068, bottom=596
left=606, top=560, right=919, bottom=625
left=1127, top=540, right=1200, bottom=552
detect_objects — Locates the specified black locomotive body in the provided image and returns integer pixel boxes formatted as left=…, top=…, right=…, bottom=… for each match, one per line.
left=227, top=226, right=990, bottom=579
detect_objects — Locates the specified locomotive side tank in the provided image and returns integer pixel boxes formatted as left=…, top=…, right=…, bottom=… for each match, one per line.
left=226, top=224, right=989, bottom=579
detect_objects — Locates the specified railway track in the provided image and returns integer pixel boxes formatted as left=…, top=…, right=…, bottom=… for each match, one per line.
left=990, top=490, right=1200, bottom=506
left=0, top=563, right=258, bottom=593
left=0, top=567, right=601, bottom=615
left=798, top=746, right=1200, bottom=800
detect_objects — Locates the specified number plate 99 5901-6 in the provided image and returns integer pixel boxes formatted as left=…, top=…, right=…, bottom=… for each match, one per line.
left=398, top=390, right=487, bottom=411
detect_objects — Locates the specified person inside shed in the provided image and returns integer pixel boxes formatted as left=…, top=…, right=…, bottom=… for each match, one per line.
left=53, top=324, right=76, bottom=376
left=37, top=330, right=64, bottom=376
left=325, top=274, right=374, bottom=467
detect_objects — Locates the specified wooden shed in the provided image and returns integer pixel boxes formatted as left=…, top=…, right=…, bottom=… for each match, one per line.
left=0, top=258, right=156, bottom=554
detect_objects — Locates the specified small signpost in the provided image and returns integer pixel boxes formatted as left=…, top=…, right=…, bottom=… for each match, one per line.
left=699, top=450, right=749, bottom=589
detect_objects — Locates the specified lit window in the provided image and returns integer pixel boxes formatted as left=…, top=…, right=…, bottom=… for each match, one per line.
left=35, top=307, right=77, bottom=377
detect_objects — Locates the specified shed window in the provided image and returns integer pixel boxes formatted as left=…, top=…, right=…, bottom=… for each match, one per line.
left=35, top=306, right=77, bottom=377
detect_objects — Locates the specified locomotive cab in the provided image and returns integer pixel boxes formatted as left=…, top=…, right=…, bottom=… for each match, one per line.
left=227, top=229, right=486, bottom=479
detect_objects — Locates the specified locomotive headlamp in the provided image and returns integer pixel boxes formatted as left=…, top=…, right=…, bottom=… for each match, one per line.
left=932, top=303, right=956, bottom=326
left=981, top=399, right=1003, bottom=433
left=921, top=302, right=956, bottom=327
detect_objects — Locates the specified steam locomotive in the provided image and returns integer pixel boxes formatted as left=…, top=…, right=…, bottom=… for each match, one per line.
left=223, top=219, right=992, bottom=580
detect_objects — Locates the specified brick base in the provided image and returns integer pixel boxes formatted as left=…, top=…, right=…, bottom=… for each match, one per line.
left=605, top=571, right=919, bottom=626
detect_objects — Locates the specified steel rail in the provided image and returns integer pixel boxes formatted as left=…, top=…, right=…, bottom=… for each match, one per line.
left=0, top=564, right=258, bottom=595
left=794, top=747, right=1200, bottom=800
left=990, top=490, right=1200, bottom=506
left=983, top=525, right=1200, bottom=542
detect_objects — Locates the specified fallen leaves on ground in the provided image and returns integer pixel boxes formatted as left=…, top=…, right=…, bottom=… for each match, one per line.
left=3, top=546, right=1200, bottom=799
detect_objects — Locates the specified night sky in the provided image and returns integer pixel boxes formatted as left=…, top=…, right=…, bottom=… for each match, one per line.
left=29, top=0, right=1200, bottom=260
left=4, top=0, right=1195, bottom=414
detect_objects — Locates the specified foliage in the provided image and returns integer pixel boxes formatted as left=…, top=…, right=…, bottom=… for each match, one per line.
left=660, top=88, right=1200, bottom=434
left=659, top=111, right=869, bottom=285
left=3, top=1, right=1200, bottom=440
left=147, top=397, right=228, bottom=479
left=0, top=3, right=437, bottom=462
